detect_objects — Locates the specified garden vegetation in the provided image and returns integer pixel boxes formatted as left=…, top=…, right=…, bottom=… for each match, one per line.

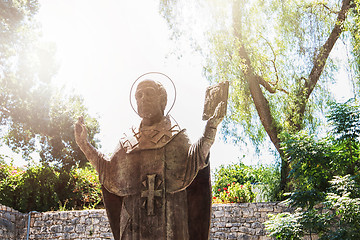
left=265, top=100, right=360, bottom=239
left=0, top=161, right=102, bottom=213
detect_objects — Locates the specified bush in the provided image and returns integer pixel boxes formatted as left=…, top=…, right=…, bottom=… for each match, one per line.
left=212, top=162, right=254, bottom=195
left=265, top=175, right=360, bottom=240
left=282, top=100, right=360, bottom=209
left=247, top=163, right=281, bottom=202
left=213, top=181, right=255, bottom=203
left=212, top=162, right=281, bottom=202
left=265, top=211, right=304, bottom=240
left=70, top=165, right=102, bottom=209
left=321, top=175, right=360, bottom=239
left=0, top=162, right=102, bottom=212
left=265, top=100, right=360, bottom=239
left=0, top=163, right=25, bottom=209
left=19, top=164, right=60, bottom=212
left=0, top=163, right=60, bottom=212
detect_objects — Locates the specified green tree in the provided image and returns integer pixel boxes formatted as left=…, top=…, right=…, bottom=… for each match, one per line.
left=0, top=0, right=100, bottom=169
left=283, top=99, right=360, bottom=208
left=265, top=100, right=360, bottom=239
left=159, top=0, right=360, bottom=193
left=348, top=0, right=360, bottom=82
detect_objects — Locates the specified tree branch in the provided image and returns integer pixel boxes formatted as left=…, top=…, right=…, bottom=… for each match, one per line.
left=232, top=0, right=283, bottom=155
left=257, top=75, right=276, bottom=94
left=321, top=3, right=340, bottom=14
left=260, top=35, right=280, bottom=84
left=305, top=0, right=353, bottom=98
left=257, top=31, right=289, bottom=95
left=306, top=2, right=340, bottom=14
left=289, top=0, right=353, bottom=132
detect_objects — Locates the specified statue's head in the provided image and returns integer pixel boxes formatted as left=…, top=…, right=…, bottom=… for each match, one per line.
left=135, top=79, right=167, bottom=122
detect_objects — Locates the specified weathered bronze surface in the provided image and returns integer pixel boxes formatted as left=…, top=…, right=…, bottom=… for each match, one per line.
left=74, top=79, right=226, bottom=240
left=203, top=81, right=229, bottom=121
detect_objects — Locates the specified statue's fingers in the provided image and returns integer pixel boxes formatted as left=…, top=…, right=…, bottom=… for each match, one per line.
left=220, top=102, right=226, bottom=117
left=74, top=121, right=82, bottom=134
left=215, top=101, right=225, bottom=118
left=79, top=116, right=84, bottom=124
left=75, top=117, right=86, bottom=134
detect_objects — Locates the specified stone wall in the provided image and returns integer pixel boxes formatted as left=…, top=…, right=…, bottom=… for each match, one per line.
left=210, top=202, right=291, bottom=240
left=0, top=202, right=293, bottom=240
left=0, top=204, right=27, bottom=240
left=24, top=210, right=113, bottom=240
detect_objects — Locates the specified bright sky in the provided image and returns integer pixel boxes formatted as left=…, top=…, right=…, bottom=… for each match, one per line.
left=5, top=0, right=354, bottom=169
left=32, top=0, right=256, bottom=170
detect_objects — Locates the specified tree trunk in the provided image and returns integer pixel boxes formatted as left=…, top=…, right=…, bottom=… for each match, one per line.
left=294, top=0, right=353, bottom=130
left=232, top=0, right=288, bottom=193
left=232, top=0, right=353, bottom=194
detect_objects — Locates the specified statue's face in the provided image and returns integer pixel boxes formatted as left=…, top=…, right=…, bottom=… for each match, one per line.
left=135, top=81, right=164, bottom=121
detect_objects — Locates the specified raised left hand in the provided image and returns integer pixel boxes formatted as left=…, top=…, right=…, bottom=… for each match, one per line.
left=207, top=101, right=226, bottom=128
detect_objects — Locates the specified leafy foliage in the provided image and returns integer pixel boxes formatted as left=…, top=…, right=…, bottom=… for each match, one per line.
left=0, top=161, right=102, bottom=212
left=159, top=0, right=359, bottom=192
left=212, top=162, right=255, bottom=194
left=71, top=165, right=102, bottom=210
left=265, top=175, right=360, bottom=240
left=159, top=0, right=357, bottom=144
left=322, top=175, right=360, bottom=239
left=284, top=99, right=360, bottom=208
left=247, top=163, right=282, bottom=201
left=265, top=100, right=360, bottom=238
left=0, top=0, right=100, bottom=169
left=265, top=211, right=305, bottom=240
left=212, top=161, right=281, bottom=201
left=213, top=181, right=255, bottom=203
left=328, top=100, right=360, bottom=142
left=283, top=132, right=333, bottom=208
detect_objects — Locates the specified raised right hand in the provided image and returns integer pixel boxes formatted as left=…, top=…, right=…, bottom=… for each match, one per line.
left=74, top=116, right=88, bottom=145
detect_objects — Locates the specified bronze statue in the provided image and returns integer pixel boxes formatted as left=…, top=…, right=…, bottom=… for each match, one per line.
left=74, top=78, right=226, bottom=240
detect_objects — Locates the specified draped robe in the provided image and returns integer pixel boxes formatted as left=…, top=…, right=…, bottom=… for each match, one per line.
left=89, top=117, right=211, bottom=240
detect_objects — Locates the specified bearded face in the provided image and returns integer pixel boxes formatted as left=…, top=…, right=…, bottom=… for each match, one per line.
left=135, top=80, right=166, bottom=121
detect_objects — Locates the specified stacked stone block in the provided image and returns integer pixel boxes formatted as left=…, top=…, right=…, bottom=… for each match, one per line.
left=0, top=204, right=27, bottom=240
left=210, top=202, right=291, bottom=240
left=26, top=210, right=114, bottom=240
left=0, top=202, right=294, bottom=240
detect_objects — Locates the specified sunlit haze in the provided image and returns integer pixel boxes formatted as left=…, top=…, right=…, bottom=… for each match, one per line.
left=5, top=0, right=353, bottom=169
left=32, top=0, right=251, bottom=169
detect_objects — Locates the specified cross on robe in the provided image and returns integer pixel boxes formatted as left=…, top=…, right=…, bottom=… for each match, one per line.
left=141, top=174, right=162, bottom=216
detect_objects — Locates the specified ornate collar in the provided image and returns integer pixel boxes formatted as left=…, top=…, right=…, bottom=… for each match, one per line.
left=121, top=116, right=181, bottom=153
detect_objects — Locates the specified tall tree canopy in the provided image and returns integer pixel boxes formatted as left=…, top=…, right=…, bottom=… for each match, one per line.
left=0, top=0, right=100, bottom=170
left=159, top=0, right=360, bottom=191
